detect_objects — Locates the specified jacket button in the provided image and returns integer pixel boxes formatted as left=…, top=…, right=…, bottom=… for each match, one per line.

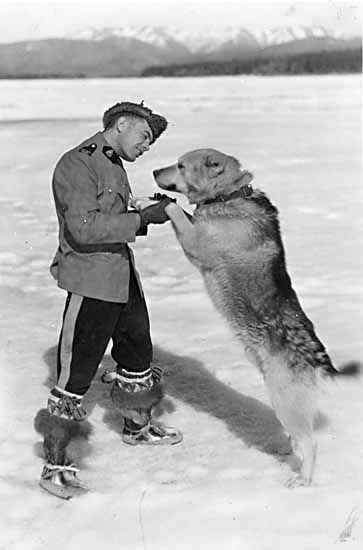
left=83, top=219, right=87, bottom=223
left=108, top=188, right=113, bottom=193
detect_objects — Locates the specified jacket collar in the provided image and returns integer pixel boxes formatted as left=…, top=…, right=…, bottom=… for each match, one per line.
left=102, top=145, right=124, bottom=167
left=91, top=131, right=124, bottom=167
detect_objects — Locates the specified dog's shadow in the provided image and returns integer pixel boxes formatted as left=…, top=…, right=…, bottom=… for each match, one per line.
left=40, top=344, right=295, bottom=463
left=154, top=346, right=294, bottom=456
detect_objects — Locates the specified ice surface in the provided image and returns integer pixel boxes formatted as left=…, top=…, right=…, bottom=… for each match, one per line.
left=0, top=74, right=362, bottom=549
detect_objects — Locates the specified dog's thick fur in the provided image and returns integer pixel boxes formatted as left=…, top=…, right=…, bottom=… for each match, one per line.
left=154, top=148, right=359, bottom=486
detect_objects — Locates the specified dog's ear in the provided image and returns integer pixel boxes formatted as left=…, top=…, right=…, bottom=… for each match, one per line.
left=239, top=170, right=254, bottom=185
left=205, top=155, right=225, bottom=178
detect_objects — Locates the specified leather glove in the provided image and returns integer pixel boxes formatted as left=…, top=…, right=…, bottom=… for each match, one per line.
left=139, top=198, right=173, bottom=226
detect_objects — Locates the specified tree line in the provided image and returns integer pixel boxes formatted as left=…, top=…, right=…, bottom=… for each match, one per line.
left=141, top=48, right=362, bottom=77
left=0, top=48, right=360, bottom=79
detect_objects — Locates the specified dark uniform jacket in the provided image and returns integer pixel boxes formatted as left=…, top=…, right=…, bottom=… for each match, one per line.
left=50, top=131, right=142, bottom=303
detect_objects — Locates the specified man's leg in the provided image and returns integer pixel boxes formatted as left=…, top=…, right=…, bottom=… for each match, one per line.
left=108, top=270, right=182, bottom=445
left=35, top=293, right=122, bottom=497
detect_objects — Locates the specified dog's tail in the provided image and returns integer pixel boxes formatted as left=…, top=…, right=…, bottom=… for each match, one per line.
left=307, top=329, right=362, bottom=378
left=321, top=360, right=361, bottom=378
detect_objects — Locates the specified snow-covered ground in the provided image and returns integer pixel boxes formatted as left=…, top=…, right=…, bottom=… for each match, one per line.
left=0, top=75, right=362, bottom=549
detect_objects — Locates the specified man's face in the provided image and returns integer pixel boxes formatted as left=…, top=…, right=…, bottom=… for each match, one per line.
left=116, top=117, right=153, bottom=162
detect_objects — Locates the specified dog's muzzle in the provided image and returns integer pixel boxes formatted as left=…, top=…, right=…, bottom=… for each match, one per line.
left=153, top=168, right=178, bottom=192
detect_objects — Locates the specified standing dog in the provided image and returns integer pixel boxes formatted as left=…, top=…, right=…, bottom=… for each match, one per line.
left=153, top=148, right=359, bottom=487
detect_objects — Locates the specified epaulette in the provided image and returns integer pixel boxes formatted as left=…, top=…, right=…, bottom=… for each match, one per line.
left=79, top=143, right=97, bottom=156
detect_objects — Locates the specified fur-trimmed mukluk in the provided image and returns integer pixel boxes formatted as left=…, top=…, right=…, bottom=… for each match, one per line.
left=34, top=395, right=92, bottom=499
left=104, top=366, right=182, bottom=445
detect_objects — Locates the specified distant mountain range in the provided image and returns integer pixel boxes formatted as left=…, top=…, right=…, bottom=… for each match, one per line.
left=0, top=25, right=361, bottom=78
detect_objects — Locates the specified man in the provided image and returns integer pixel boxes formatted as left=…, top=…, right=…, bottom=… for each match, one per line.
left=34, top=101, right=182, bottom=499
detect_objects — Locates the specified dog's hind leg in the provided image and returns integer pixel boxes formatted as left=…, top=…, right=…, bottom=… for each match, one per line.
left=265, top=361, right=318, bottom=487
left=287, top=432, right=317, bottom=488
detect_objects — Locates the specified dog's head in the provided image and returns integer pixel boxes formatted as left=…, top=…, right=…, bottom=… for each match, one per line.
left=153, top=149, right=253, bottom=205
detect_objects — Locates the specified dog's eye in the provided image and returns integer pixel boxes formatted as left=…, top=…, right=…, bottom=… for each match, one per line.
left=206, top=157, right=220, bottom=167
left=177, top=162, right=185, bottom=171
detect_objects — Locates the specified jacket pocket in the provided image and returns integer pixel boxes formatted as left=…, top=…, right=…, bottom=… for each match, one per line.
left=97, top=180, right=128, bottom=213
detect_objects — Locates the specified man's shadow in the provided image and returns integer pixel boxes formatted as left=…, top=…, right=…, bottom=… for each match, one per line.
left=41, top=344, right=295, bottom=465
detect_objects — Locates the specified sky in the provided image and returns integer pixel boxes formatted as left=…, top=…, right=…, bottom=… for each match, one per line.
left=0, top=0, right=361, bottom=43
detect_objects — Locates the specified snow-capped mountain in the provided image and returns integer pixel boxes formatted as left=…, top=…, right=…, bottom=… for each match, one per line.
left=72, top=25, right=180, bottom=49
left=69, top=24, right=353, bottom=52
left=0, top=24, right=360, bottom=78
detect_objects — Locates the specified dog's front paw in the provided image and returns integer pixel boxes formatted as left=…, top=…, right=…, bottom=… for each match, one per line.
left=165, top=202, right=182, bottom=215
left=165, top=203, right=192, bottom=226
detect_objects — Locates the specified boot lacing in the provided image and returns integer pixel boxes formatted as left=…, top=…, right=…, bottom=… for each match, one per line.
left=44, top=463, right=80, bottom=473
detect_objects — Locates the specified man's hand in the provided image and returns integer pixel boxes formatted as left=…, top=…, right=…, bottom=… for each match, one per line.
left=139, top=198, right=173, bottom=226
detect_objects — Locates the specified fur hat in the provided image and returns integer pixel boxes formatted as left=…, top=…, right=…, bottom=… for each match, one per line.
left=102, top=101, right=168, bottom=143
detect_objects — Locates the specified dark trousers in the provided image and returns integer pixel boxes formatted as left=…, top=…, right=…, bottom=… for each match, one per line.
left=55, top=269, right=153, bottom=396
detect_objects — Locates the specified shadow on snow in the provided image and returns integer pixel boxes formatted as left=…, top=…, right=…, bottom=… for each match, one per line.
left=37, top=344, right=293, bottom=465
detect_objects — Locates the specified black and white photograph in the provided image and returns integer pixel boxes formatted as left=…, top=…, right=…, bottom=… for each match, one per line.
left=0, top=0, right=362, bottom=548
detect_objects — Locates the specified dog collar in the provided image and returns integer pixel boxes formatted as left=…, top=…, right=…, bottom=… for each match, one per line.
left=200, top=183, right=253, bottom=206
